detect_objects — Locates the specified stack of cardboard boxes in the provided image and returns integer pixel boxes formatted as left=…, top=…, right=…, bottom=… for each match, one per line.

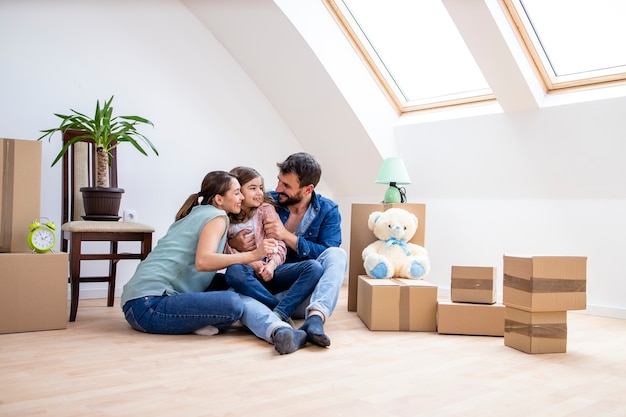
left=437, top=266, right=505, bottom=337
left=502, top=255, right=587, bottom=354
left=0, top=138, right=68, bottom=334
left=349, top=204, right=588, bottom=356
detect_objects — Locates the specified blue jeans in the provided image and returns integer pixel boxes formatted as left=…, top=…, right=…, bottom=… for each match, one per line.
left=224, top=260, right=323, bottom=320
left=122, top=290, right=243, bottom=335
left=240, top=247, right=347, bottom=342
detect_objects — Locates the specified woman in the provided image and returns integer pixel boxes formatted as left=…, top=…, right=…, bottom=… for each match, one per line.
left=121, top=171, right=281, bottom=337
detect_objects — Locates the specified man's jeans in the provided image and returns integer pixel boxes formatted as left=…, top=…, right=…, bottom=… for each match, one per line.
left=225, top=259, right=323, bottom=320
left=240, top=247, right=347, bottom=342
left=123, top=290, right=243, bottom=334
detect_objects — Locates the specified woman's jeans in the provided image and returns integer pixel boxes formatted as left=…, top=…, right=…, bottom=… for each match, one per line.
left=123, top=290, right=243, bottom=335
left=224, top=259, right=323, bottom=320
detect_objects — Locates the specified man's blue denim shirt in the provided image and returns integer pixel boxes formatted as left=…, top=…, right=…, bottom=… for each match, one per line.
left=268, top=190, right=342, bottom=263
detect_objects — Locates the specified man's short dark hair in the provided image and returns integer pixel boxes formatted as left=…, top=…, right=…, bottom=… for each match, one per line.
left=277, top=152, right=321, bottom=188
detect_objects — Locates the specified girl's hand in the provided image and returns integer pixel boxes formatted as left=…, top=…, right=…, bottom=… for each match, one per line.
left=249, top=260, right=264, bottom=276
left=258, top=257, right=276, bottom=282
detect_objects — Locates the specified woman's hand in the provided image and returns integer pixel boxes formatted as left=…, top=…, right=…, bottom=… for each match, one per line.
left=252, top=238, right=279, bottom=261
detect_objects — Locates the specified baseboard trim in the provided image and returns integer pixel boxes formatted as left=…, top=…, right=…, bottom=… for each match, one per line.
left=69, top=288, right=123, bottom=301
left=74, top=287, right=626, bottom=320
left=436, top=288, right=626, bottom=320
left=574, top=305, right=626, bottom=320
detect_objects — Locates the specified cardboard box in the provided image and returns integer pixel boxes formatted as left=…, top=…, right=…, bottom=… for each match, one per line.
left=451, top=265, right=497, bottom=304
left=437, top=301, right=505, bottom=336
left=357, top=275, right=437, bottom=331
left=0, top=252, right=68, bottom=333
left=504, top=307, right=567, bottom=354
left=503, top=255, right=586, bottom=312
left=0, top=138, right=42, bottom=253
left=348, top=203, right=426, bottom=311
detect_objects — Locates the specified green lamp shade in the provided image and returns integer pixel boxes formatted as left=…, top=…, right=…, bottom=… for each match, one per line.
left=375, top=157, right=411, bottom=185
left=375, top=157, right=411, bottom=203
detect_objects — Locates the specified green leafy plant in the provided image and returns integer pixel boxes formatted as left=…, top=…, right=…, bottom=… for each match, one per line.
left=38, top=95, right=158, bottom=187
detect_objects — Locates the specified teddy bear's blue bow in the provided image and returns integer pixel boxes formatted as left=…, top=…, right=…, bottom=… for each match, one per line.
left=385, top=237, right=411, bottom=256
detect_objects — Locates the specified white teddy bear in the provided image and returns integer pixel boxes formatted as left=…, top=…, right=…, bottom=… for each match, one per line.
left=361, top=208, right=431, bottom=279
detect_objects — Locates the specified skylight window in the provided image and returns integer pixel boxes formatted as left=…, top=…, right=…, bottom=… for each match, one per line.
left=324, top=0, right=494, bottom=114
left=502, top=0, right=626, bottom=91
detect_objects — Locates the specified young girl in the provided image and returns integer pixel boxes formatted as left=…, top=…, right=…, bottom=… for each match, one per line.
left=224, top=167, right=323, bottom=323
left=121, top=171, right=305, bottom=353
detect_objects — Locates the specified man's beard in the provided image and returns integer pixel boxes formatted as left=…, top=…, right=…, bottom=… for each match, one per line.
left=277, top=192, right=302, bottom=206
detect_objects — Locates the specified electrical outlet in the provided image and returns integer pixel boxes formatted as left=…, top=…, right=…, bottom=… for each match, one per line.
left=123, top=209, right=138, bottom=222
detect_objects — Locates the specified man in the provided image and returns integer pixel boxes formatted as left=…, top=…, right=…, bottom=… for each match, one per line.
left=230, top=153, right=347, bottom=352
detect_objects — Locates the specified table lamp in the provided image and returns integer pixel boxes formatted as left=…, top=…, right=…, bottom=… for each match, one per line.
left=375, top=157, right=411, bottom=203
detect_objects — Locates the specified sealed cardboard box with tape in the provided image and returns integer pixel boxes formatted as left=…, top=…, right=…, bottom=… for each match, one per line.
left=451, top=265, right=497, bottom=304
left=503, top=255, right=586, bottom=312
left=504, top=306, right=567, bottom=354
left=437, top=301, right=505, bottom=336
left=357, top=275, right=437, bottom=331
left=0, top=138, right=42, bottom=253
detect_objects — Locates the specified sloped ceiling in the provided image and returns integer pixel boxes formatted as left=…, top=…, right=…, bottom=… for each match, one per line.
left=182, top=0, right=383, bottom=198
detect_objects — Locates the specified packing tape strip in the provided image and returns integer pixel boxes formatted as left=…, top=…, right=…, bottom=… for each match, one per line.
left=504, top=319, right=567, bottom=339
left=504, top=275, right=586, bottom=293
left=451, top=278, right=494, bottom=290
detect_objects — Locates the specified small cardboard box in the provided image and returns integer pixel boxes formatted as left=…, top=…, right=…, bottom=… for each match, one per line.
left=0, top=252, right=68, bottom=333
left=451, top=265, right=497, bottom=304
left=348, top=203, right=426, bottom=311
left=0, top=138, right=42, bottom=253
left=437, top=301, right=505, bottom=336
left=357, top=275, right=437, bottom=331
left=503, top=255, right=586, bottom=312
left=504, top=307, right=567, bottom=354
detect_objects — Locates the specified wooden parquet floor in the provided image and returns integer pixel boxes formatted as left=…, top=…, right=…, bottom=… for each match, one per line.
left=1, top=286, right=625, bottom=417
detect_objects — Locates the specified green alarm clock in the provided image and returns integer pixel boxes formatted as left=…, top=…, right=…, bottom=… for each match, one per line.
left=27, top=217, right=57, bottom=253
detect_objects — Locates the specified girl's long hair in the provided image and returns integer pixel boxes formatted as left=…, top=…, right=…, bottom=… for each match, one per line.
left=228, top=166, right=275, bottom=224
left=175, top=171, right=237, bottom=221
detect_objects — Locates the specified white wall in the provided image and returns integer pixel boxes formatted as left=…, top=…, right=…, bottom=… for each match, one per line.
left=0, top=0, right=306, bottom=297
left=391, top=101, right=626, bottom=318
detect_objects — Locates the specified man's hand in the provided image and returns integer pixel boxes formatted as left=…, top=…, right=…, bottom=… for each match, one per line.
left=228, top=229, right=256, bottom=252
left=263, top=217, right=288, bottom=241
left=264, top=217, right=298, bottom=251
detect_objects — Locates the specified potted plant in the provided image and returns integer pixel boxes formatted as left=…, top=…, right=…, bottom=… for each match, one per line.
left=38, top=95, right=158, bottom=219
